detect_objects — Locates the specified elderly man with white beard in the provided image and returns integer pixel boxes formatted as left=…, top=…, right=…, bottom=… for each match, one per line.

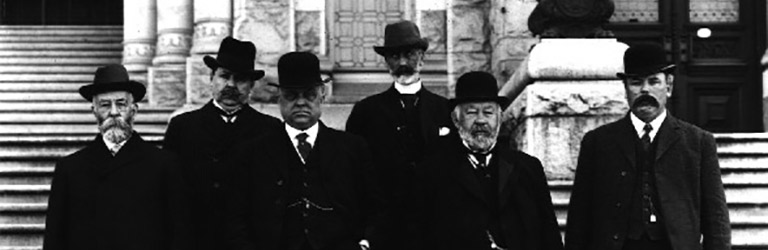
left=411, top=71, right=563, bottom=250
left=43, top=64, right=192, bottom=250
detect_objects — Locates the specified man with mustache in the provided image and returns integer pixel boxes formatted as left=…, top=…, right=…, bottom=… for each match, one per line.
left=43, top=64, right=191, bottom=250
left=162, top=37, right=282, bottom=250
left=412, top=71, right=563, bottom=250
left=228, top=52, right=383, bottom=250
left=345, top=20, right=453, bottom=250
left=564, top=44, right=730, bottom=250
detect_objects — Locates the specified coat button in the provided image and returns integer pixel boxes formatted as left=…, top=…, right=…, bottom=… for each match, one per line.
left=303, top=182, right=309, bottom=188
left=304, top=229, right=309, bottom=234
left=212, top=182, right=220, bottom=189
left=615, top=202, right=622, bottom=208
left=276, top=180, right=283, bottom=186
left=620, top=171, right=627, bottom=177
left=613, top=234, right=620, bottom=240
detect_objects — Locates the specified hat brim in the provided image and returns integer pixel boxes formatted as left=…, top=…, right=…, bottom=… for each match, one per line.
left=267, top=78, right=332, bottom=89
left=203, top=55, right=266, bottom=80
left=79, top=81, right=146, bottom=102
left=374, top=39, right=429, bottom=56
left=449, top=96, right=511, bottom=110
left=617, top=64, right=676, bottom=79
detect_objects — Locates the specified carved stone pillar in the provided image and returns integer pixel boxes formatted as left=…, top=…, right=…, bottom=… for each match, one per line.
left=447, top=0, right=491, bottom=96
left=148, top=0, right=193, bottom=107
left=186, top=0, right=232, bottom=105
left=122, top=0, right=157, bottom=85
left=489, top=0, right=538, bottom=85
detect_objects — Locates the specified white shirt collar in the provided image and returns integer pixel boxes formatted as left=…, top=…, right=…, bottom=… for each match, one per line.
left=212, top=100, right=241, bottom=123
left=461, top=140, right=494, bottom=169
left=102, top=135, right=129, bottom=155
left=629, top=110, right=667, bottom=142
left=285, top=122, right=319, bottom=148
left=393, top=80, right=423, bottom=95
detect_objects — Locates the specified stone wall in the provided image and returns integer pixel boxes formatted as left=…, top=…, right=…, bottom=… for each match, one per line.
left=448, top=0, right=492, bottom=94
left=489, top=0, right=538, bottom=87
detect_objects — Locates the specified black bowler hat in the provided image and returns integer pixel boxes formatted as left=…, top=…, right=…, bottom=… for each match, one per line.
left=617, top=43, right=676, bottom=78
left=449, top=71, right=509, bottom=109
left=268, top=52, right=330, bottom=89
left=79, top=64, right=146, bottom=102
left=203, top=36, right=265, bottom=80
left=373, top=20, right=429, bottom=56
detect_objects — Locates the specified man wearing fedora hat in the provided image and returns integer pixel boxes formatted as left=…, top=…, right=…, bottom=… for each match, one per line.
left=564, top=44, right=730, bottom=250
left=43, top=64, right=192, bottom=250
left=227, top=52, right=383, bottom=250
left=411, top=71, right=562, bottom=250
left=345, top=20, right=453, bottom=249
left=162, top=36, right=282, bottom=250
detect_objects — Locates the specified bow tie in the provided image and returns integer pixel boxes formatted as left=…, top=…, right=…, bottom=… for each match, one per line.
left=218, top=108, right=242, bottom=123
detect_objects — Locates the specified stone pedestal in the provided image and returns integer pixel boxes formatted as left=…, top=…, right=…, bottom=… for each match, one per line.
left=184, top=0, right=232, bottom=106
left=123, top=0, right=157, bottom=85
left=234, top=0, right=292, bottom=76
left=506, top=39, right=629, bottom=180
left=148, top=65, right=188, bottom=107
left=153, top=0, right=193, bottom=65
left=489, top=0, right=538, bottom=85
left=186, top=55, right=212, bottom=105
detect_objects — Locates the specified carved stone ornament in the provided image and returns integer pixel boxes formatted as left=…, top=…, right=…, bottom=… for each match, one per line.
left=528, top=0, right=616, bottom=38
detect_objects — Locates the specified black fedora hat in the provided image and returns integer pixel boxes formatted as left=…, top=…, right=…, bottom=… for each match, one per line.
left=79, top=64, right=146, bottom=102
left=449, top=71, right=509, bottom=109
left=617, top=43, right=676, bottom=78
left=203, top=36, right=265, bottom=80
left=373, top=20, right=429, bottom=56
left=268, top=52, right=330, bottom=89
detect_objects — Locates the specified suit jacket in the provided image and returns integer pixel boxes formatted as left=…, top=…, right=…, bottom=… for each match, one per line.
left=43, top=134, right=191, bottom=250
left=413, top=136, right=564, bottom=250
left=564, top=114, right=731, bottom=250
left=345, top=86, right=452, bottom=248
left=227, top=122, right=383, bottom=250
left=162, top=101, right=282, bottom=250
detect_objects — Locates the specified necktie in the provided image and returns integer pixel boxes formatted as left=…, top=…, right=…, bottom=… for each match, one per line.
left=110, top=145, right=121, bottom=156
left=641, top=123, right=652, bottom=152
left=472, top=153, right=487, bottom=169
left=296, top=133, right=312, bottom=163
left=218, top=108, right=241, bottom=123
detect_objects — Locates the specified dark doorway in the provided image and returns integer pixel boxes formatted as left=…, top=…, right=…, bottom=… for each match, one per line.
left=608, top=0, right=765, bottom=132
left=0, top=0, right=122, bottom=25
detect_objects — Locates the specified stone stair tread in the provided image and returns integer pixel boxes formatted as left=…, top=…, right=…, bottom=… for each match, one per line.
left=0, top=134, right=164, bottom=143
left=0, top=204, right=46, bottom=212
left=0, top=167, right=54, bottom=175
left=0, top=246, right=41, bottom=250
left=0, top=36, right=121, bottom=43
left=0, top=66, right=102, bottom=74
left=0, top=125, right=167, bottom=135
left=0, top=102, right=175, bottom=112
left=0, top=112, right=171, bottom=123
left=0, top=74, right=93, bottom=82
left=0, top=58, right=120, bottom=65
left=0, top=83, right=83, bottom=92
left=0, top=43, right=121, bottom=51
left=0, top=50, right=121, bottom=57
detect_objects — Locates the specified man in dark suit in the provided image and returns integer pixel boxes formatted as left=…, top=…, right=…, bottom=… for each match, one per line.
left=564, top=44, right=731, bottom=250
left=227, top=52, right=382, bottom=250
left=345, top=20, right=453, bottom=249
left=162, top=36, right=282, bottom=250
left=413, top=71, right=563, bottom=250
left=43, top=64, right=191, bottom=250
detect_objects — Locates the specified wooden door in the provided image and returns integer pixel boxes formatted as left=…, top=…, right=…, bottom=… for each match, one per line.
left=330, top=0, right=404, bottom=71
left=607, top=0, right=765, bottom=132
left=0, top=0, right=122, bottom=25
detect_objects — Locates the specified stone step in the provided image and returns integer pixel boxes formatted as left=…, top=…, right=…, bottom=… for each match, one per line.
left=0, top=83, right=86, bottom=93
left=717, top=134, right=768, bottom=154
left=0, top=36, right=121, bottom=43
left=0, top=224, right=43, bottom=247
left=0, top=204, right=46, bottom=225
left=0, top=103, right=172, bottom=112
left=0, top=57, right=120, bottom=66
left=0, top=50, right=121, bottom=58
left=719, top=154, right=768, bottom=170
left=0, top=66, right=102, bottom=74
left=0, top=25, right=122, bottom=36
left=0, top=112, right=170, bottom=124
left=0, top=43, right=122, bottom=51
left=0, top=93, right=83, bottom=102
left=0, top=74, right=93, bottom=82
left=0, top=124, right=167, bottom=135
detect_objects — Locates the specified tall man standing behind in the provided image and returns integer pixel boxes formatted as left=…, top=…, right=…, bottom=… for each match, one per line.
left=163, top=36, right=282, bottom=250
left=345, top=20, right=453, bottom=249
left=228, top=52, right=382, bottom=250
left=564, top=44, right=731, bottom=250
left=44, top=64, right=190, bottom=250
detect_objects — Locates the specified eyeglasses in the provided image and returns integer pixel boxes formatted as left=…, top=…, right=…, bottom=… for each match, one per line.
left=279, top=87, right=321, bottom=102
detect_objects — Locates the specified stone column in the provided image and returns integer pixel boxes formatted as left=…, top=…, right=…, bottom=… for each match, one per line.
left=185, top=0, right=233, bottom=105
left=148, top=0, right=193, bottom=107
left=446, top=0, right=491, bottom=97
left=122, top=0, right=157, bottom=86
left=505, top=39, right=628, bottom=180
left=762, top=50, right=768, bottom=131
left=489, top=0, right=538, bottom=85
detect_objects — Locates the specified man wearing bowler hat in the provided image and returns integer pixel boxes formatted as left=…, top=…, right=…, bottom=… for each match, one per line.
left=564, top=44, right=731, bottom=250
left=345, top=20, right=453, bottom=249
left=412, top=71, right=563, bottom=250
left=227, top=52, right=383, bottom=250
left=43, top=64, right=191, bottom=250
left=162, top=36, right=282, bottom=250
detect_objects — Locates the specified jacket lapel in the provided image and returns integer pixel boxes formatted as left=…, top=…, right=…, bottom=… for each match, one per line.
left=497, top=149, right=516, bottom=209
left=611, top=115, right=638, bottom=170
left=417, top=90, right=440, bottom=144
left=273, top=126, right=300, bottom=180
left=654, top=114, right=682, bottom=161
left=99, top=133, right=145, bottom=177
left=450, top=144, right=488, bottom=206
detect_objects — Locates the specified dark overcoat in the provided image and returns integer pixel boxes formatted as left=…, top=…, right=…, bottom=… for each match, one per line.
left=345, top=86, right=453, bottom=248
left=43, top=134, right=191, bottom=250
left=413, top=136, right=564, bottom=250
left=162, top=101, right=282, bottom=250
left=564, top=114, right=731, bottom=250
left=227, top=122, right=383, bottom=250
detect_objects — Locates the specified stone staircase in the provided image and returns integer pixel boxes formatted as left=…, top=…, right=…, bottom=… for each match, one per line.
left=0, top=25, right=175, bottom=250
left=549, top=133, right=768, bottom=250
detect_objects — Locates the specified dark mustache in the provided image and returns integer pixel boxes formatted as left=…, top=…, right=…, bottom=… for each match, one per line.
left=471, top=124, right=492, bottom=135
left=633, top=95, right=659, bottom=108
left=392, top=65, right=415, bottom=76
left=220, top=86, right=241, bottom=99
